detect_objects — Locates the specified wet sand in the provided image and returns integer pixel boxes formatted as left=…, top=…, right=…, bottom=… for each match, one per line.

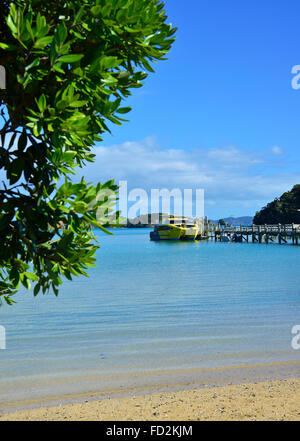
left=1, top=378, right=300, bottom=421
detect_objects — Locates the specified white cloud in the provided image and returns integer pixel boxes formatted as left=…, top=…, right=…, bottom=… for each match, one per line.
left=0, top=134, right=296, bottom=218
left=75, top=137, right=299, bottom=217
left=207, top=146, right=263, bottom=166
left=271, top=145, right=283, bottom=155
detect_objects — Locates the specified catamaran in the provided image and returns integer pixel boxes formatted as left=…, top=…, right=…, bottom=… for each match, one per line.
left=150, top=216, right=199, bottom=241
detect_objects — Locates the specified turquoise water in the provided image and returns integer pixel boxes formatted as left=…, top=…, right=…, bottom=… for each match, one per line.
left=0, top=228, right=300, bottom=403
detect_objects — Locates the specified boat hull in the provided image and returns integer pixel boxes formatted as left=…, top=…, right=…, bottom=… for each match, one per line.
left=150, top=224, right=199, bottom=241
left=150, top=225, right=183, bottom=241
left=180, top=227, right=199, bottom=240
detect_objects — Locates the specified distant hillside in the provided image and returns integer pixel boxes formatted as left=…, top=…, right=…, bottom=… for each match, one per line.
left=253, top=184, right=300, bottom=224
left=210, top=216, right=253, bottom=226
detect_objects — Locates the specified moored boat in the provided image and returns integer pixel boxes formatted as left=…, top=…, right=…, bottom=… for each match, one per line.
left=150, top=224, right=184, bottom=241
left=220, top=233, right=232, bottom=242
left=150, top=216, right=199, bottom=241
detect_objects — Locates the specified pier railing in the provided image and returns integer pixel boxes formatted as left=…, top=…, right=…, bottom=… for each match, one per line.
left=199, top=223, right=300, bottom=244
left=214, top=224, right=300, bottom=234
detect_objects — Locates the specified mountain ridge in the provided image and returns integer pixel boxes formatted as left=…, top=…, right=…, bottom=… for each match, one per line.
left=210, top=216, right=253, bottom=225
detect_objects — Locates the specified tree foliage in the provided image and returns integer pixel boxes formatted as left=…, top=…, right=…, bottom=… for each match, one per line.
left=0, top=0, right=176, bottom=305
left=253, top=185, right=300, bottom=225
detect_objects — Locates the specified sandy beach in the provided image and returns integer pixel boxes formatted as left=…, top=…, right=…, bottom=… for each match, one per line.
left=1, top=378, right=300, bottom=421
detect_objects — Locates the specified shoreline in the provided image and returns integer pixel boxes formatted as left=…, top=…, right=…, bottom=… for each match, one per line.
left=1, top=378, right=300, bottom=421
left=1, top=360, right=300, bottom=420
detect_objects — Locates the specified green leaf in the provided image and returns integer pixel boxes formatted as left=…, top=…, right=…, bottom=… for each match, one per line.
left=100, top=56, right=121, bottom=69
left=73, top=201, right=88, bottom=214
left=57, top=22, right=67, bottom=43
left=59, top=54, right=84, bottom=63
left=62, top=151, right=76, bottom=163
left=17, top=133, right=28, bottom=152
left=25, top=272, right=39, bottom=281
left=0, top=42, right=18, bottom=50
left=22, top=278, right=31, bottom=290
left=25, top=58, right=40, bottom=71
left=33, top=284, right=41, bottom=296
left=91, top=5, right=102, bottom=16
left=68, top=100, right=88, bottom=108
left=36, top=94, right=47, bottom=113
left=6, top=15, right=17, bottom=35
left=117, top=107, right=131, bottom=114
left=34, top=36, right=53, bottom=49
left=9, top=158, right=25, bottom=184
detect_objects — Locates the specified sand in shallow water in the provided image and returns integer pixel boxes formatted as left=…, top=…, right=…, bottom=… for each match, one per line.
left=1, top=378, right=300, bottom=421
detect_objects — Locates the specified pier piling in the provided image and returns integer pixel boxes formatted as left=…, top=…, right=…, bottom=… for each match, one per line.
left=204, top=223, right=300, bottom=245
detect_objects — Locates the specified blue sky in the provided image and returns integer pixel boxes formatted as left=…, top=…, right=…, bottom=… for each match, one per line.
left=82, top=0, right=300, bottom=219
left=3, top=0, right=300, bottom=220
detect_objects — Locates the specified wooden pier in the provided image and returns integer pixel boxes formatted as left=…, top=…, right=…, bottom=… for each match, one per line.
left=197, top=224, right=300, bottom=245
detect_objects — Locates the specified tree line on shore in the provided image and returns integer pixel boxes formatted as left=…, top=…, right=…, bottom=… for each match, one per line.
left=253, top=185, right=300, bottom=225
